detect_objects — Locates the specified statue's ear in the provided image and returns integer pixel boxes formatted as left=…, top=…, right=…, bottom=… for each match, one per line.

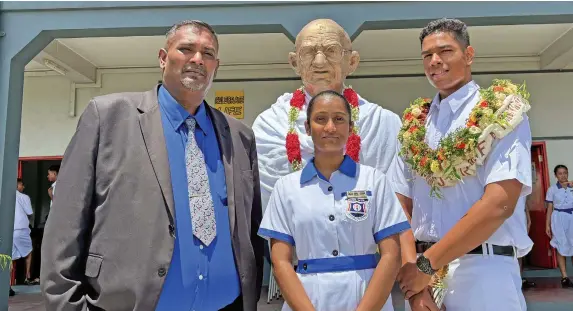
left=347, top=50, right=360, bottom=75
left=289, top=52, right=301, bottom=76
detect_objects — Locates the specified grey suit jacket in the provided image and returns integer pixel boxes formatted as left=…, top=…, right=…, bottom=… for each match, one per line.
left=40, top=85, right=264, bottom=311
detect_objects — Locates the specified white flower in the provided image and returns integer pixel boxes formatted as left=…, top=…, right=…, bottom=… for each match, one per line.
left=411, top=107, right=422, bottom=117
left=482, top=108, right=494, bottom=116
left=469, top=126, right=482, bottom=134
left=506, top=84, right=518, bottom=93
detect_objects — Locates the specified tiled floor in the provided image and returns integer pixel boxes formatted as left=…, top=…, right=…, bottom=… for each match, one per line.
left=8, top=279, right=573, bottom=311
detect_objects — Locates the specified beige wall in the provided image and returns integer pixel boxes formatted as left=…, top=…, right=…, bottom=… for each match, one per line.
left=21, top=70, right=573, bottom=184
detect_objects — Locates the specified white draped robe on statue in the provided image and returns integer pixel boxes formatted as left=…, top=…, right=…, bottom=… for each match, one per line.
left=253, top=90, right=403, bottom=212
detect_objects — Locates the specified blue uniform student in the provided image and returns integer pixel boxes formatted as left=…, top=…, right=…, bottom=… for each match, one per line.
left=258, top=90, right=410, bottom=311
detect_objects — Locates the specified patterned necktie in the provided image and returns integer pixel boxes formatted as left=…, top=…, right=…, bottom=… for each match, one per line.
left=185, top=118, right=217, bottom=246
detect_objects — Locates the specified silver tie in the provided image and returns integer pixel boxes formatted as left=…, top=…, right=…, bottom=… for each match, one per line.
left=185, top=118, right=216, bottom=246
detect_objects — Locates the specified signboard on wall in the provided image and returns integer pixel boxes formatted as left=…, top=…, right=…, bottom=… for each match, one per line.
left=214, top=90, right=244, bottom=119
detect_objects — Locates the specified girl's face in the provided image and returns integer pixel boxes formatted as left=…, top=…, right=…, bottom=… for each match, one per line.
left=556, top=168, right=569, bottom=183
left=305, top=95, right=352, bottom=154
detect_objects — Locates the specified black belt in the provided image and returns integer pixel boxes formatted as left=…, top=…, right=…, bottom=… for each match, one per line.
left=415, top=241, right=515, bottom=257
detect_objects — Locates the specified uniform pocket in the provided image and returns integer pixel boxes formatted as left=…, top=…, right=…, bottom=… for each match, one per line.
left=85, top=254, right=103, bottom=278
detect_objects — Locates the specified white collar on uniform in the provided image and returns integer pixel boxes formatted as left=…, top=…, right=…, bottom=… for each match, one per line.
left=432, top=80, right=480, bottom=114
left=300, top=155, right=357, bottom=184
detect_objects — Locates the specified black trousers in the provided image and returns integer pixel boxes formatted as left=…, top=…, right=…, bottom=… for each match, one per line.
left=219, top=295, right=243, bottom=311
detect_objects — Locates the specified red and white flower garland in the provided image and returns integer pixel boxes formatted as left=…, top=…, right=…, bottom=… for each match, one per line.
left=286, top=87, right=361, bottom=171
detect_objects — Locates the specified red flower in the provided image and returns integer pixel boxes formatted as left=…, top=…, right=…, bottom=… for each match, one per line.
left=466, top=120, right=476, bottom=127
left=420, top=156, right=428, bottom=167
left=405, top=112, right=414, bottom=121
left=480, top=101, right=488, bottom=108
left=290, top=89, right=305, bottom=109
left=346, top=133, right=361, bottom=162
left=343, top=88, right=359, bottom=108
left=411, top=145, right=419, bottom=155
left=456, top=142, right=466, bottom=149
left=493, top=86, right=505, bottom=92
left=286, top=133, right=302, bottom=163
left=408, top=126, right=418, bottom=133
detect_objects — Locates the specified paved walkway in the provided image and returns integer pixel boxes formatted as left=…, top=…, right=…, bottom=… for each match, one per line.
left=8, top=278, right=573, bottom=311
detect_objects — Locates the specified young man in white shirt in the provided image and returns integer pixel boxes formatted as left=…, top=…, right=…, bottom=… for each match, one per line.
left=11, top=178, right=37, bottom=296
left=394, top=18, right=533, bottom=311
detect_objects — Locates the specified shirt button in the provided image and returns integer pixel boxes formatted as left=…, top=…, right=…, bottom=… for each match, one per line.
left=303, top=263, right=308, bottom=270
left=329, top=215, right=335, bottom=221
left=328, top=186, right=333, bottom=192
left=199, top=245, right=204, bottom=250
left=199, top=274, right=204, bottom=280
left=332, top=250, right=339, bottom=256
left=158, top=267, right=166, bottom=277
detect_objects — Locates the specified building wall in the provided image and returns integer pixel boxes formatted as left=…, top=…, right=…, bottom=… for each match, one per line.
left=21, top=70, right=573, bottom=184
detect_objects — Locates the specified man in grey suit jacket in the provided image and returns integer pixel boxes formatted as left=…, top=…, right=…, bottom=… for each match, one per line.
left=41, top=20, right=264, bottom=311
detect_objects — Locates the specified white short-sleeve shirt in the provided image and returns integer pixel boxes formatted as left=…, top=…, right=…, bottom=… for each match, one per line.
left=14, top=191, right=33, bottom=230
left=546, top=183, right=573, bottom=210
left=391, top=80, right=533, bottom=257
left=259, top=155, right=409, bottom=311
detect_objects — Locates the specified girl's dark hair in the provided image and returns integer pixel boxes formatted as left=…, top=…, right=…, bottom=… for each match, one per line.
left=554, top=164, right=568, bottom=175
left=306, top=90, right=352, bottom=124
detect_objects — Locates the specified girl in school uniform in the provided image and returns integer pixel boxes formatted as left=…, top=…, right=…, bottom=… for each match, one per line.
left=258, top=90, right=410, bottom=311
left=546, top=164, right=573, bottom=287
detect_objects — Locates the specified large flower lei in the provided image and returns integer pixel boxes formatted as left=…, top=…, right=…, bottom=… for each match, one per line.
left=398, top=79, right=531, bottom=198
left=286, top=87, right=361, bottom=171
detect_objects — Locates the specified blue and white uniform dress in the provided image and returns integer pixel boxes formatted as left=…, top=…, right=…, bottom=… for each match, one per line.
left=258, top=155, right=410, bottom=311
left=546, top=182, right=573, bottom=256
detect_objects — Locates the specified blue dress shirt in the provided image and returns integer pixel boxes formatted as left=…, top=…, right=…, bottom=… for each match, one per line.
left=155, top=86, right=240, bottom=311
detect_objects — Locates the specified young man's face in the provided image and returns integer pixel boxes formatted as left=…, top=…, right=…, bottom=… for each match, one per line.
left=421, top=31, right=474, bottom=98
left=47, top=170, right=57, bottom=182
left=17, top=182, right=24, bottom=192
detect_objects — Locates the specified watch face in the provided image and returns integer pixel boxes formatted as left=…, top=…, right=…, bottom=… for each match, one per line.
left=417, top=256, right=434, bottom=275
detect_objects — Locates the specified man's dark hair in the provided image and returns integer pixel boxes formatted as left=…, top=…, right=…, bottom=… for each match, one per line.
left=48, top=165, right=60, bottom=174
left=307, top=90, right=352, bottom=125
left=419, top=18, right=470, bottom=49
left=554, top=164, right=568, bottom=175
left=165, top=20, right=219, bottom=51
left=17, top=178, right=23, bottom=185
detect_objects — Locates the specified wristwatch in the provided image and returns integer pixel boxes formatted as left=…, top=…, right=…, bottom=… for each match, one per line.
left=416, top=254, right=437, bottom=275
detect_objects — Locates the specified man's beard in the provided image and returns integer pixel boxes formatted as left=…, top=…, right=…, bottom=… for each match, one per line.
left=180, top=65, right=207, bottom=91
left=181, top=76, right=206, bottom=91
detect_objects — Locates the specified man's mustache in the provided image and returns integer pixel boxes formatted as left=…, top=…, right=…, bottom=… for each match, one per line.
left=182, top=65, right=206, bottom=75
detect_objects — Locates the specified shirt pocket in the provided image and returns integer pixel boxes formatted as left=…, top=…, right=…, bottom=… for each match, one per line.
left=85, top=253, right=103, bottom=278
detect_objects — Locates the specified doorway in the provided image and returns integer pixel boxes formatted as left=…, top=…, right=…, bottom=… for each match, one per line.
left=13, top=156, right=62, bottom=284
left=525, top=142, right=557, bottom=269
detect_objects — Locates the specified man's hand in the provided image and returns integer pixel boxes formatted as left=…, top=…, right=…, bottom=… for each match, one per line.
left=397, top=262, right=432, bottom=299
left=408, top=287, right=446, bottom=311
left=546, top=225, right=552, bottom=239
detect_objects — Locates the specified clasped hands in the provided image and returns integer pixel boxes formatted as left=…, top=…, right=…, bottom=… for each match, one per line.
left=397, top=262, right=446, bottom=311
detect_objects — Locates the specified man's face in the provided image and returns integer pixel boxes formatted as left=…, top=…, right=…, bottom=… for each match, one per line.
left=305, top=96, right=352, bottom=154
left=47, top=170, right=57, bottom=182
left=290, top=21, right=359, bottom=96
left=421, top=31, right=474, bottom=98
left=17, top=182, right=24, bottom=192
left=159, top=26, right=219, bottom=93
left=556, top=168, right=569, bottom=183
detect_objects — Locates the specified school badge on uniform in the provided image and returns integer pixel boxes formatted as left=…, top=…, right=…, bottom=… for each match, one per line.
left=344, top=190, right=370, bottom=222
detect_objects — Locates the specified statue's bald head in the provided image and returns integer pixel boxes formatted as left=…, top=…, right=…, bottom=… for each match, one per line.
left=288, top=19, right=360, bottom=97
left=295, top=19, right=352, bottom=51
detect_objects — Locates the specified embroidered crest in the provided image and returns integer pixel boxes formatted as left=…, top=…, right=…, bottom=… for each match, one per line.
left=344, top=190, right=370, bottom=222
